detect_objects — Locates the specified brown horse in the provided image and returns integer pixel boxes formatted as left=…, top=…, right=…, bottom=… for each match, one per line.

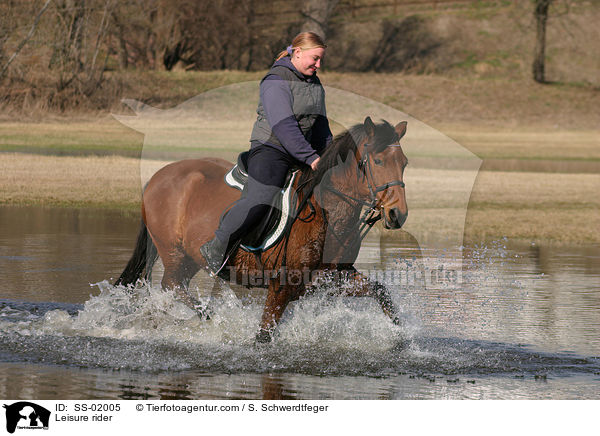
left=116, top=117, right=408, bottom=342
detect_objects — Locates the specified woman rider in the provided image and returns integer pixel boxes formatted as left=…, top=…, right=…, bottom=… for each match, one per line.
left=201, top=32, right=332, bottom=273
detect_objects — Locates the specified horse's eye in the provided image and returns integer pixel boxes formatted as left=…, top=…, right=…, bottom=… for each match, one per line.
left=374, top=158, right=383, bottom=166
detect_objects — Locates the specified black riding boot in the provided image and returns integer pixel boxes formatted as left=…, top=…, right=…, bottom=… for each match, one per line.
left=200, top=237, right=228, bottom=274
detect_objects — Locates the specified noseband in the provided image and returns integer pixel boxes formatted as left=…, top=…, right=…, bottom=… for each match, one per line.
left=323, top=142, right=406, bottom=242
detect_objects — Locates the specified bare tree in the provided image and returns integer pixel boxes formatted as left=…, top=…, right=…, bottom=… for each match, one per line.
left=107, top=0, right=257, bottom=71
left=301, top=0, right=339, bottom=40
left=364, top=16, right=441, bottom=73
left=533, top=0, right=552, bottom=83
left=47, top=0, right=115, bottom=97
left=176, top=0, right=260, bottom=71
left=0, top=0, right=52, bottom=80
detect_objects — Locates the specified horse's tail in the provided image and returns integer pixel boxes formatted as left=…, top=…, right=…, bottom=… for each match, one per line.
left=114, top=218, right=158, bottom=287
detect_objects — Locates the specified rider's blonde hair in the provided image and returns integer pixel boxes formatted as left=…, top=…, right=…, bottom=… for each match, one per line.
left=275, top=32, right=327, bottom=61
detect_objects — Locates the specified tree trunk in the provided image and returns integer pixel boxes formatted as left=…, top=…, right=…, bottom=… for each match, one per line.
left=0, top=0, right=52, bottom=80
left=301, top=0, right=339, bottom=40
left=533, top=0, right=551, bottom=84
left=68, top=0, right=86, bottom=72
left=244, top=0, right=255, bottom=71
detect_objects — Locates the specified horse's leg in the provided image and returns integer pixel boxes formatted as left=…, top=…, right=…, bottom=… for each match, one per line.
left=331, top=266, right=402, bottom=326
left=161, top=252, right=204, bottom=313
left=256, top=280, right=297, bottom=343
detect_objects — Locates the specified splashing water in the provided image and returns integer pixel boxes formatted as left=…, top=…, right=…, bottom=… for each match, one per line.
left=1, top=243, right=598, bottom=378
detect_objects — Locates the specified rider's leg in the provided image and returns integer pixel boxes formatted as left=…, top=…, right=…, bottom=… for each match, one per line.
left=202, top=145, right=293, bottom=272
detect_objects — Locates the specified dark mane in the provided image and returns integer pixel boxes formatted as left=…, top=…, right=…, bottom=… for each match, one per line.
left=298, top=119, right=399, bottom=198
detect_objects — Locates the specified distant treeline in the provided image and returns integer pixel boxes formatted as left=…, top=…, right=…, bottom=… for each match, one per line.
left=0, top=0, right=595, bottom=111
left=0, top=0, right=457, bottom=110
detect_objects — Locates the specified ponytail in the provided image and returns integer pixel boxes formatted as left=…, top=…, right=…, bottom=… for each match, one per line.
left=275, top=31, right=327, bottom=61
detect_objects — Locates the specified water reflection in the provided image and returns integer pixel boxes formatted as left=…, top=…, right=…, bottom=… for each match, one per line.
left=1, top=362, right=599, bottom=400
left=1, top=205, right=599, bottom=399
left=0, top=206, right=138, bottom=303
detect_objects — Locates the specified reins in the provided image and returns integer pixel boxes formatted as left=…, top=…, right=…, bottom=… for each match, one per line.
left=257, top=136, right=406, bottom=292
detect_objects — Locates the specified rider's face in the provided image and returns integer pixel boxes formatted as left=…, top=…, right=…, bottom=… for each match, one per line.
left=292, top=47, right=325, bottom=76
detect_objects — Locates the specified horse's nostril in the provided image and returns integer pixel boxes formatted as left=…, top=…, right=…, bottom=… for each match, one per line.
left=387, top=207, right=407, bottom=228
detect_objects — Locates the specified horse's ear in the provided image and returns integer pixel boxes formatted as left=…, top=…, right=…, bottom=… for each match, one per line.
left=364, top=116, right=376, bottom=138
left=395, top=121, right=408, bottom=139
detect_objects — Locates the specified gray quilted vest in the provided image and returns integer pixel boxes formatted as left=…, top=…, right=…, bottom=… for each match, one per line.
left=250, top=63, right=326, bottom=148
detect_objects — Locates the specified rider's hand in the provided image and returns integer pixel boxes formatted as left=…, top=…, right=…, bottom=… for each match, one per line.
left=310, top=157, right=320, bottom=171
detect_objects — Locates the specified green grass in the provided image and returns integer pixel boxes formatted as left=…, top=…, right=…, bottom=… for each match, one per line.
left=452, top=53, right=479, bottom=69
left=0, top=121, right=143, bottom=157
left=2, top=118, right=599, bottom=172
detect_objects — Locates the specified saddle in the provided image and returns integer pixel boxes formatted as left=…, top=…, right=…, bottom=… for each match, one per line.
left=223, top=151, right=299, bottom=253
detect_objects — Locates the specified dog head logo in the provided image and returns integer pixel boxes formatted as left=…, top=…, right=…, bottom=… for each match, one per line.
left=3, top=402, right=50, bottom=434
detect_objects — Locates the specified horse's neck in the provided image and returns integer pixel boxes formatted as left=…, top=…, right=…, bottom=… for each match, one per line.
left=315, top=174, right=363, bottom=234
left=311, top=176, right=365, bottom=265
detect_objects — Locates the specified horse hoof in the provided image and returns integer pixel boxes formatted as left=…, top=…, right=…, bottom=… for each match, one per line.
left=193, top=305, right=212, bottom=321
left=392, top=338, right=411, bottom=352
left=392, top=315, right=405, bottom=327
left=255, top=329, right=272, bottom=344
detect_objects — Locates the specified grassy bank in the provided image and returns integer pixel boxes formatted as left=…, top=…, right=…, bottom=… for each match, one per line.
left=1, top=152, right=598, bottom=245
left=2, top=118, right=599, bottom=165
left=465, top=170, right=599, bottom=244
left=1, top=70, right=598, bottom=245
left=0, top=153, right=143, bottom=211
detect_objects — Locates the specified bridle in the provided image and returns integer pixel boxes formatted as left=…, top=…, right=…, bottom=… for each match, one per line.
left=322, top=141, right=406, bottom=243
left=361, top=142, right=406, bottom=201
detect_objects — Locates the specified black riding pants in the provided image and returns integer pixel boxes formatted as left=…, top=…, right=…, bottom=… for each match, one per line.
left=215, top=144, right=295, bottom=245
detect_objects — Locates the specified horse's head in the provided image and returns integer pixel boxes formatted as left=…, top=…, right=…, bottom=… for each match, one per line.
left=356, top=117, right=409, bottom=229
left=308, top=117, right=408, bottom=230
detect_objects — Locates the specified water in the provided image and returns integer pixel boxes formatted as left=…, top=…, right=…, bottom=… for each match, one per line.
left=1, top=206, right=599, bottom=399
